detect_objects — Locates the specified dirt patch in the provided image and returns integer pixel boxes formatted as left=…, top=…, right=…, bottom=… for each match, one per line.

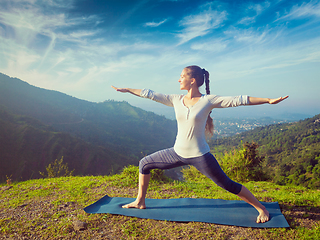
left=281, top=205, right=320, bottom=229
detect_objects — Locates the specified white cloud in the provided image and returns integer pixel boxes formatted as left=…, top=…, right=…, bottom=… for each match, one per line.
left=210, top=36, right=320, bottom=84
left=1, top=0, right=37, bottom=5
left=0, top=8, right=64, bottom=50
left=276, top=1, right=320, bottom=21
left=144, top=19, right=168, bottom=27
left=238, top=16, right=256, bottom=25
left=259, top=39, right=320, bottom=70
left=0, top=5, right=67, bottom=33
left=0, top=0, right=73, bottom=9
left=224, top=27, right=275, bottom=44
left=0, top=0, right=101, bottom=47
left=177, top=6, right=227, bottom=45
left=191, top=39, right=227, bottom=52
left=250, top=1, right=271, bottom=15
left=238, top=1, right=271, bottom=25
left=69, top=30, right=100, bottom=39
left=0, top=1, right=105, bottom=93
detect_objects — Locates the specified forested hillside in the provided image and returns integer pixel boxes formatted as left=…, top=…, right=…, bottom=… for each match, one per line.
left=0, top=73, right=176, bottom=156
left=0, top=106, right=134, bottom=181
left=209, top=114, right=320, bottom=188
left=0, top=72, right=177, bottom=182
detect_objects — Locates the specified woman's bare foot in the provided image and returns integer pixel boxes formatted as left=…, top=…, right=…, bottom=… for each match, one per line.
left=236, top=186, right=270, bottom=223
left=122, top=200, right=146, bottom=209
left=256, top=208, right=269, bottom=223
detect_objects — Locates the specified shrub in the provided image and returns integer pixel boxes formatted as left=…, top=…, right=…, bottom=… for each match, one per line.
left=40, top=156, right=74, bottom=178
left=219, top=142, right=268, bottom=182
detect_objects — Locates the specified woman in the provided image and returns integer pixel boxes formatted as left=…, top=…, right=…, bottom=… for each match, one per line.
left=112, top=65, right=288, bottom=223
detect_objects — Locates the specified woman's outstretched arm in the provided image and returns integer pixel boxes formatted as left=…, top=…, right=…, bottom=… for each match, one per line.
left=248, top=96, right=289, bottom=105
left=111, top=86, right=141, bottom=97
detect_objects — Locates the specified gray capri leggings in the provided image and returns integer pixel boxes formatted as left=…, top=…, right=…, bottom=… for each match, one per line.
left=139, top=148, right=242, bottom=195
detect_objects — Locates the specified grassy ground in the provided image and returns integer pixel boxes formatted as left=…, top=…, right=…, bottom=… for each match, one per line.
left=0, top=166, right=319, bottom=239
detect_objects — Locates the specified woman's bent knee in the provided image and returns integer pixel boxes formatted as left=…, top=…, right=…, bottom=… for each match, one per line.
left=220, top=180, right=242, bottom=195
left=139, top=158, right=151, bottom=174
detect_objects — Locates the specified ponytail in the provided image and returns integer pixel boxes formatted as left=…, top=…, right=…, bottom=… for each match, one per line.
left=202, top=68, right=214, bottom=138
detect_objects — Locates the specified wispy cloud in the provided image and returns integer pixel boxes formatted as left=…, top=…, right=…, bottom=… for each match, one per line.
left=0, top=0, right=101, bottom=43
left=68, top=29, right=100, bottom=40
left=238, top=16, right=256, bottom=25
left=190, top=38, right=227, bottom=52
left=0, top=0, right=106, bottom=93
left=250, top=1, right=271, bottom=15
left=208, top=36, right=320, bottom=90
left=0, top=8, right=66, bottom=38
left=238, top=1, right=271, bottom=25
left=144, top=18, right=168, bottom=27
left=177, top=5, right=227, bottom=45
left=276, top=1, right=320, bottom=21
left=224, top=27, right=273, bottom=44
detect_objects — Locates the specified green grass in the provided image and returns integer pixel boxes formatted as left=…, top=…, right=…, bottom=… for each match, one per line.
left=1, top=166, right=319, bottom=239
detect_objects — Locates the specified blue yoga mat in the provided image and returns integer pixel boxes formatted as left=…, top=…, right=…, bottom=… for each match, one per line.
left=84, top=195, right=289, bottom=228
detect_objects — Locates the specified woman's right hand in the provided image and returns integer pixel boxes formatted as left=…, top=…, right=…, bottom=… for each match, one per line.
left=111, top=86, right=142, bottom=96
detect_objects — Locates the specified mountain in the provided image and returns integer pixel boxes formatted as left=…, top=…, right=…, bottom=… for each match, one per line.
left=0, top=73, right=176, bottom=155
left=0, top=73, right=177, bottom=181
left=208, top=114, right=320, bottom=188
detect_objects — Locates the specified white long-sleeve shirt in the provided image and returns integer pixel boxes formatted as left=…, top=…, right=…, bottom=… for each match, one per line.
left=140, top=89, right=249, bottom=158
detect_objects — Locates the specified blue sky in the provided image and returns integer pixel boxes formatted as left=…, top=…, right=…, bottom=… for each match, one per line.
left=0, top=0, right=319, bottom=119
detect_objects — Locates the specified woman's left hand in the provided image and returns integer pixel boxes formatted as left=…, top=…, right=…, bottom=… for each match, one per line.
left=111, top=86, right=130, bottom=93
left=268, top=96, right=289, bottom=104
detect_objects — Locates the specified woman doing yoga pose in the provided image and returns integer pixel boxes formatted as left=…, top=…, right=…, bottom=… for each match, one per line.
left=112, top=65, right=288, bottom=223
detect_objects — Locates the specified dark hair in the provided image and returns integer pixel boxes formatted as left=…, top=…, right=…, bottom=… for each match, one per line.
left=185, top=65, right=214, bottom=137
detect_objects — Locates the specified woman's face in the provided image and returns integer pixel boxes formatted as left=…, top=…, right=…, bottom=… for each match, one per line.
left=179, top=68, right=193, bottom=90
